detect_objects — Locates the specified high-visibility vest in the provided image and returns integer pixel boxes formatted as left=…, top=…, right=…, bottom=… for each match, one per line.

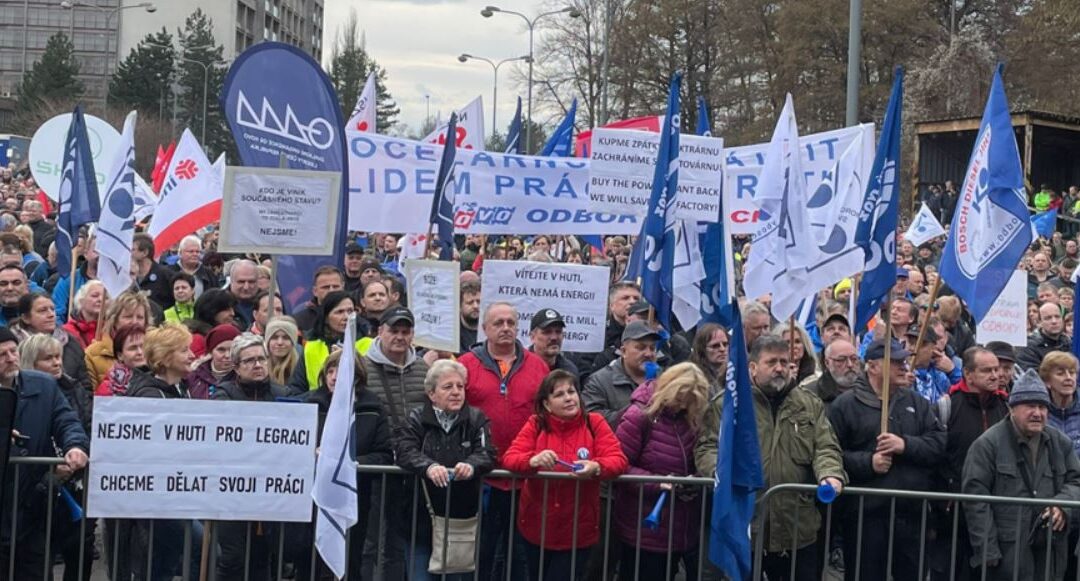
left=302, top=337, right=374, bottom=390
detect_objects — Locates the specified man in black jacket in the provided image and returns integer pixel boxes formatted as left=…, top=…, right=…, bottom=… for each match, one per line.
left=1017, top=302, right=1072, bottom=372
left=0, top=327, right=88, bottom=580
left=828, top=338, right=946, bottom=581
left=806, top=339, right=861, bottom=409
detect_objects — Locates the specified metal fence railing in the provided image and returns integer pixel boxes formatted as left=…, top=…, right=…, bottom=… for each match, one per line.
left=9, top=456, right=1080, bottom=580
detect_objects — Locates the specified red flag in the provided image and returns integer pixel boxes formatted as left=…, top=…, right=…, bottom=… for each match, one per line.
left=152, top=141, right=176, bottom=193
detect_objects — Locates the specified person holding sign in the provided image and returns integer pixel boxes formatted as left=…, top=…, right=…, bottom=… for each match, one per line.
left=289, top=291, right=370, bottom=393
left=502, top=369, right=628, bottom=581
left=396, top=360, right=496, bottom=580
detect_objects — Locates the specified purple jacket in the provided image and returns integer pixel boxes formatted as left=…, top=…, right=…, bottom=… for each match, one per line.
left=613, top=382, right=701, bottom=553
left=184, top=360, right=235, bottom=400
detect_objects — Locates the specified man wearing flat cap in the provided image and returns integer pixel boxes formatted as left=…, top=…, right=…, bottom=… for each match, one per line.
left=963, top=369, right=1080, bottom=580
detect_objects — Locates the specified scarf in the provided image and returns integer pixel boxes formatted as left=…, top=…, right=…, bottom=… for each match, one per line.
left=433, top=407, right=459, bottom=434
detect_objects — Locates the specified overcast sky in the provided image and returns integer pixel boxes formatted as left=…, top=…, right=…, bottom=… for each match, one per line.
left=323, top=0, right=559, bottom=137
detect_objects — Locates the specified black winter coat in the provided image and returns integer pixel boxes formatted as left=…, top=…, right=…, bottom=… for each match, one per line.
left=127, top=372, right=191, bottom=399
left=56, top=373, right=92, bottom=438
left=211, top=379, right=291, bottom=402
left=395, top=402, right=495, bottom=544
left=939, top=384, right=1009, bottom=491
left=1016, top=331, right=1072, bottom=372
left=307, top=385, right=394, bottom=504
left=828, top=377, right=946, bottom=515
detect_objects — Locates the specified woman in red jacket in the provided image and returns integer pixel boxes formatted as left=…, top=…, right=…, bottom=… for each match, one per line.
left=502, top=369, right=628, bottom=581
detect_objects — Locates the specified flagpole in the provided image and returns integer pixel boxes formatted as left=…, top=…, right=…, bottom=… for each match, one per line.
left=880, top=302, right=893, bottom=434
left=66, top=249, right=79, bottom=325
left=788, top=315, right=797, bottom=368
left=908, top=275, right=943, bottom=363
left=423, top=223, right=435, bottom=260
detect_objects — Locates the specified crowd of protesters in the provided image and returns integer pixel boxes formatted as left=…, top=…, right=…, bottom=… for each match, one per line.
left=4, top=156, right=1080, bottom=581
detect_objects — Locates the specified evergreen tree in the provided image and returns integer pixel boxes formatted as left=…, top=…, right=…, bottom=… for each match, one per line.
left=109, top=29, right=176, bottom=120
left=328, top=11, right=399, bottom=130
left=16, top=32, right=83, bottom=114
left=177, top=9, right=229, bottom=157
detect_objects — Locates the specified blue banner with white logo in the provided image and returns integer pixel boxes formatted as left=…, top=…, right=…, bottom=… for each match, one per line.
left=854, top=69, right=904, bottom=332
left=56, top=106, right=101, bottom=278
left=431, top=113, right=459, bottom=261
left=694, top=96, right=733, bottom=326
left=220, top=42, right=349, bottom=309
left=709, top=301, right=763, bottom=578
left=940, top=65, right=1032, bottom=324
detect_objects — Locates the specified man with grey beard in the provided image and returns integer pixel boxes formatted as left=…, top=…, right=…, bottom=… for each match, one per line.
left=806, top=339, right=862, bottom=408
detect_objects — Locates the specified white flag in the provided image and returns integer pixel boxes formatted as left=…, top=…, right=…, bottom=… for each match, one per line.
left=313, top=313, right=359, bottom=579
left=147, top=130, right=222, bottom=257
left=96, top=111, right=138, bottom=298
left=347, top=72, right=377, bottom=133
left=799, top=123, right=875, bottom=293
left=398, top=233, right=429, bottom=270
left=743, top=95, right=816, bottom=321
left=423, top=96, right=485, bottom=151
left=904, top=202, right=947, bottom=247
left=131, top=174, right=157, bottom=221
left=672, top=220, right=705, bottom=330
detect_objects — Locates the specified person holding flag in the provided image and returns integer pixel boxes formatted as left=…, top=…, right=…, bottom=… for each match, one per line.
left=696, top=327, right=845, bottom=581
left=940, top=65, right=1032, bottom=325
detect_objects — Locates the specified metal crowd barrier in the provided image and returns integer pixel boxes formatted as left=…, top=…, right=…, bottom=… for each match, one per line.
left=12, top=456, right=1080, bottom=581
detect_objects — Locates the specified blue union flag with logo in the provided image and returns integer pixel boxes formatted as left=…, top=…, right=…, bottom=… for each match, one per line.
left=940, top=65, right=1031, bottom=324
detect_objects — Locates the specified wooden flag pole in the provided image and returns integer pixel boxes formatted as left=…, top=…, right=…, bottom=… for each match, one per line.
left=66, top=250, right=79, bottom=326
left=788, top=315, right=797, bottom=366
left=880, top=303, right=894, bottom=434
left=423, top=223, right=436, bottom=260
left=908, top=275, right=943, bottom=363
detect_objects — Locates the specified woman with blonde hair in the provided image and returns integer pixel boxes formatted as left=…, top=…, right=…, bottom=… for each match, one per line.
left=264, top=317, right=300, bottom=386
left=84, top=290, right=153, bottom=386
left=613, top=361, right=709, bottom=580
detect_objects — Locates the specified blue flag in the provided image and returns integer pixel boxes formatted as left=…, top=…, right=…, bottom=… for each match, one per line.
left=541, top=98, right=577, bottom=157
left=694, top=96, right=734, bottom=326
left=854, top=69, right=904, bottom=332
left=1032, top=209, right=1057, bottom=239
left=221, top=42, right=350, bottom=311
left=709, top=301, right=764, bottom=578
left=430, top=113, right=459, bottom=261
left=639, top=74, right=682, bottom=330
left=940, top=65, right=1033, bottom=324
left=505, top=97, right=524, bottom=155
left=55, top=107, right=101, bottom=278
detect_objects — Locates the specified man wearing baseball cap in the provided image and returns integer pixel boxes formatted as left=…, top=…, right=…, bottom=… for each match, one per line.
left=528, top=308, right=578, bottom=375
left=342, top=242, right=366, bottom=292
left=828, top=337, right=946, bottom=581
left=583, top=320, right=659, bottom=429
left=962, top=369, right=1080, bottom=578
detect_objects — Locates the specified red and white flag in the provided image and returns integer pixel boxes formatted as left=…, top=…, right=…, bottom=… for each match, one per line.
left=147, top=129, right=222, bottom=257
left=346, top=72, right=377, bottom=133
left=422, top=96, right=485, bottom=151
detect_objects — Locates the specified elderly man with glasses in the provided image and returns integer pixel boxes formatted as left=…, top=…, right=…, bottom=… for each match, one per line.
left=807, top=339, right=862, bottom=409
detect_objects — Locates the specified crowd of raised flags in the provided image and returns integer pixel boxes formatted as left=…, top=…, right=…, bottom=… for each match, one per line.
left=14, top=35, right=1059, bottom=578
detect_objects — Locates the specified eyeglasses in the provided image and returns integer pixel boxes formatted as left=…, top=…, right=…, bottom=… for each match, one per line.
left=239, top=356, right=268, bottom=367
left=828, top=356, right=861, bottom=366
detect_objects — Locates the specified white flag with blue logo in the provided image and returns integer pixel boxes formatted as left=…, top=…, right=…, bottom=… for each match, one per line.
left=743, top=94, right=816, bottom=321
left=904, top=203, right=947, bottom=247
left=96, top=111, right=138, bottom=299
left=940, top=65, right=1032, bottom=324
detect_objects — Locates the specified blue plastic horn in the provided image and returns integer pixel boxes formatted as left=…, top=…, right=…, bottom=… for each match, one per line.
left=60, top=487, right=84, bottom=522
left=643, top=490, right=669, bottom=531
left=816, top=482, right=837, bottom=504
left=644, top=361, right=660, bottom=381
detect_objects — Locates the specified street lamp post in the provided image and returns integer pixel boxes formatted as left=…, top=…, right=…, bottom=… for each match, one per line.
left=481, top=5, right=580, bottom=154
left=60, top=1, right=157, bottom=112
left=457, top=53, right=530, bottom=139
left=146, top=42, right=220, bottom=146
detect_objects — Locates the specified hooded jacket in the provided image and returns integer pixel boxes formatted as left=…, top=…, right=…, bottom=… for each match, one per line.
left=460, top=340, right=549, bottom=489
left=1016, top=330, right=1072, bottom=372
left=828, top=376, right=946, bottom=514
left=502, top=411, right=628, bottom=550
left=185, top=358, right=236, bottom=400
left=364, top=338, right=430, bottom=428
left=613, top=382, right=700, bottom=553
left=939, top=379, right=1009, bottom=490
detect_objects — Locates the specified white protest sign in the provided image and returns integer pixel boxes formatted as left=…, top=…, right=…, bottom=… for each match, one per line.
left=219, top=166, right=341, bottom=255
left=976, top=270, right=1028, bottom=346
left=723, top=123, right=875, bottom=234
left=88, top=397, right=317, bottom=521
left=404, top=259, right=460, bottom=352
left=347, top=131, right=640, bottom=235
left=29, top=112, right=155, bottom=206
left=479, top=261, right=609, bottom=352
left=588, top=128, right=724, bottom=222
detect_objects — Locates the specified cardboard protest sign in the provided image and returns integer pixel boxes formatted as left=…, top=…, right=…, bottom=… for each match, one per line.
left=975, top=270, right=1028, bottom=346
left=404, top=259, right=460, bottom=352
left=88, top=398, right=317, bottom=521
left=479, top=261, right=609, bottom=352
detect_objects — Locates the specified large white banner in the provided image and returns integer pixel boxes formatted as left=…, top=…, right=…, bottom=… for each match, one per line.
left=219, top=167, right=341, bottom=255
left=347, top=131, right=639, bottom=235
left=479, top=261, right=609, bottom=352
left=724, top=124, right=875, bottom=235
left=588, top=128, right=724, bottom=222
left=404, top=259, right=460, bottom=352
left=88, top=397, right=318, bottom=521
left=976, top=270, right=1028, bottom=346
